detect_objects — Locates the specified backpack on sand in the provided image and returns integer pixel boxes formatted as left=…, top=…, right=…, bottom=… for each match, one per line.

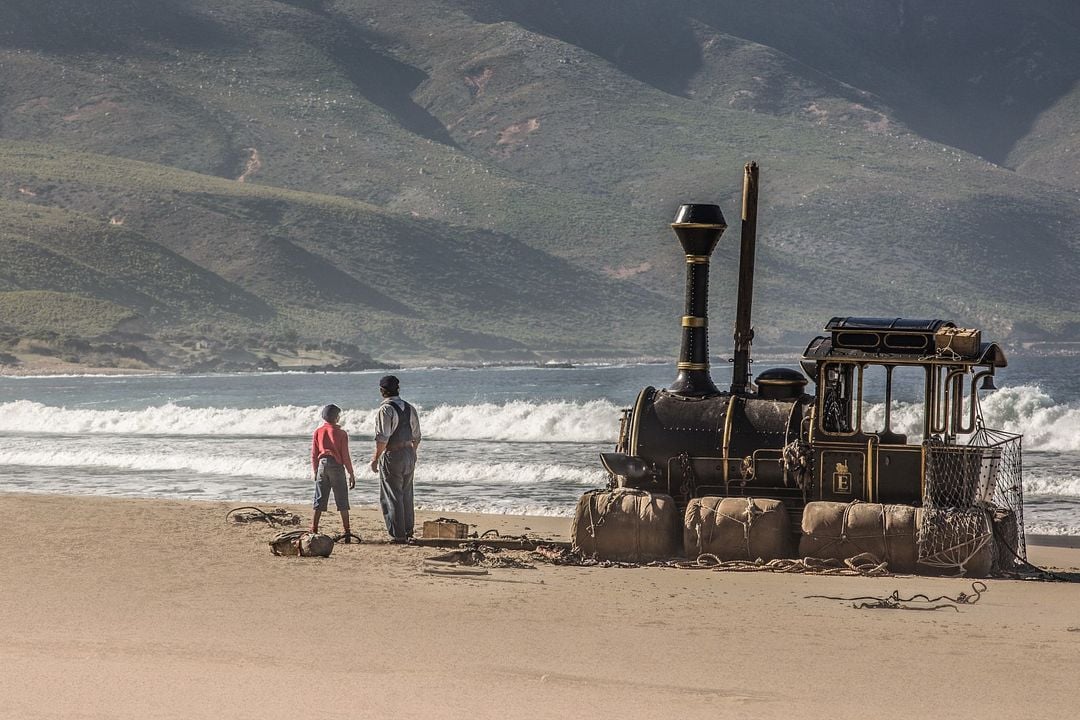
left=269, top=530, right=335, bottom=557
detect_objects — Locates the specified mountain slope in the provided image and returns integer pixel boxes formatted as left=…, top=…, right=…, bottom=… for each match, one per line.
left=1, top=0, right=1079, bottom=367
left=0, top=142, right=670, bottom=360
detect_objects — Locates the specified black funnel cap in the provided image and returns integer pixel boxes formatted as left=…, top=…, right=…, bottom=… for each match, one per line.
left=672, top=203, right=727, bottom=257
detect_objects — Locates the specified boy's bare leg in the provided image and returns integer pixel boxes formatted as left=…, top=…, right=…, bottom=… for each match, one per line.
left=340, top=509, right=350, bottom=534
left=311, top=510, right=322, bottom=533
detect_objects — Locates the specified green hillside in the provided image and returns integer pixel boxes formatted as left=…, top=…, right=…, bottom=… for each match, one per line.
left=0, top=0, right=1078, bottom=369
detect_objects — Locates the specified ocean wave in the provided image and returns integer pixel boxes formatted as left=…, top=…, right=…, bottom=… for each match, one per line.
left=1024, top=472, right=1080, bottom=498
left=0, top=446, right=307, bottom=480
left=851, top=384, right=1080, bottom=453
left=2, top=383, right=1079, bottom=468
left=0, top=444, right=606, bottom=488
left=0, top=400, right=322, bottom=437
left=421, top=400, right=618, bottom=443
left=978, top=385, right=1080, bottom=452
left=6, top=383, right=1080, bottom=450
left=0, top=399, right=622, bottom=443
left=418, top=460, right=604, bottom=487
left=1024, top=521, right=1080, bottom=537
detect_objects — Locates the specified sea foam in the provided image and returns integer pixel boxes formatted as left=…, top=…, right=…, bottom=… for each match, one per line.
left=2, top=385, right=1078, bottom=449
left=0, top=399, right=622, bottom=443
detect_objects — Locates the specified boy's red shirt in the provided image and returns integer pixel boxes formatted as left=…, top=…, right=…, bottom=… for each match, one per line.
left=311, top=423, right=355, bottom=476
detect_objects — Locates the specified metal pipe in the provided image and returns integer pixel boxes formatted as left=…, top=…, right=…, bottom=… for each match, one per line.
left=731, top=161, right=759, bottom=395
left=884, top=365, right=894, bottom=432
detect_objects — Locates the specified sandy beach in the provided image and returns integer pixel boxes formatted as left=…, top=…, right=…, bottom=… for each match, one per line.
left=2, top=492, right=1078, bottom=720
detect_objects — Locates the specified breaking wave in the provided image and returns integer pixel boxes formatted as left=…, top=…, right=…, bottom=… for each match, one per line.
left=3, top=385, right=1077, bottom=449
left=0, top=443, right=604, bottom=487
left=1, top=386, right=1078, bottom=523
left=978, top=385, right=1080, bottom=453
left=0, top=399, right=621, bottom=443
left=2, top=383, right=1079, bottom=449
left=0, top=445, right=306, bottom=480
left=856, top=384, right=1080, bottom=453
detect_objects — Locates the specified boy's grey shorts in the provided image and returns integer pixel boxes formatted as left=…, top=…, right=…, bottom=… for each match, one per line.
left=314, top=458, right=349, bottom=511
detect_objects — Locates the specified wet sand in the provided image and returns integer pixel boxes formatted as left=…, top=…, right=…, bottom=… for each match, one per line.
left=2, top=492, right=1078, bottom=720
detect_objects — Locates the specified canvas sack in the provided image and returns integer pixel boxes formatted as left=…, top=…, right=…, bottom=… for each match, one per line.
left=799, top=501, right=918, bottom=572
left=571, top=488, right=679, bottom=562
left=684, top=497, right=792, bottom=561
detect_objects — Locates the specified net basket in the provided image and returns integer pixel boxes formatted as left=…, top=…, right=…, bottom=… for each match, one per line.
left=921, top=426, right=1025, bottom=573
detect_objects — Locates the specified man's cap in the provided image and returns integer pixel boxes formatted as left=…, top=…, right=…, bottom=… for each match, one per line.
left=379, top=375, right=400, bottom=391
left=320, top=404, right=342, bottom=421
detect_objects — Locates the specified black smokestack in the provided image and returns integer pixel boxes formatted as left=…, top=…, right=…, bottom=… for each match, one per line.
left=669, top=203, right=727, bottom=397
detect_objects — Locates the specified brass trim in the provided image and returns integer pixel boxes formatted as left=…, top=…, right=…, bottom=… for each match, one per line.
left=874, top=444, right=921, bottom=503
left=920, top=443, right=926, bottom=503
left=667, top=457, right=728, bottom=497
left=685, top=255, right=711, bottom=264
left=681, top=316, right=707, bottom=328
left=722, top=395, right=736, bottom=486
left=882, top=334, right=930, bottom=351
left=834, top=331, right=881, bottom=349
left=628, top=388, right=648, bottom=457
left=677, top=362, right=709, bottom=371
left=672, top=222, right=727, bottom=230
left=830, top=327, right=954, bottom=337
left=816, top=363, right=861, bottom=438
left=805, top=356, right=982, bottom=369
left=817, top=448, right=867, bottom=500
left=749, top=448, right=783, bottom=482
left=866, top=438, right=874, bottom=502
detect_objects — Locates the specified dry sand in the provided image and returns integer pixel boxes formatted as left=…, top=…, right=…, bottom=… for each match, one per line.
left=2, top=492, right=1078, bottom=720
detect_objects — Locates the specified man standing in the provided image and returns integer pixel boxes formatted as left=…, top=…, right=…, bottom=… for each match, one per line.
left=370, top=375, right=421, bottom=542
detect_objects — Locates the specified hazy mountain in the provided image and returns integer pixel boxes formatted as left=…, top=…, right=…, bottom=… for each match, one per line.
left=1, top=0, right=1078, bottom=367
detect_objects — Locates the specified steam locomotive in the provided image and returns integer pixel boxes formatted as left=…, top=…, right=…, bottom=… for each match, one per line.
left=599, top=163, right=1011, bottom=529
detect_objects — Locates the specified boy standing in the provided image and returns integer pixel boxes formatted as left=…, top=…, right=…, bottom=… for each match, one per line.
left=311, top=404, right=356, bottom=536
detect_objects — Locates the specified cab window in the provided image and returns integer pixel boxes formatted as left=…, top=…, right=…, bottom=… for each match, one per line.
left=820, top=363, right=856, bottom=434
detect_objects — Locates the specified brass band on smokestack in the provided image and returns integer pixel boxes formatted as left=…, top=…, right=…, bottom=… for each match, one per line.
left=730, top=161, right=759, bottom=395
left=669, top=203, right=727, bottom=397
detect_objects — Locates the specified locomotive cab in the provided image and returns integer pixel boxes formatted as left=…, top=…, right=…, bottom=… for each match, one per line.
left=801, top=317, right=1006, bottom=507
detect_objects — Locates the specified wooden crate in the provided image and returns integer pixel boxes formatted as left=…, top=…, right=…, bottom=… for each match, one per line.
left=422, top=519, right=469, bottom=539
left=934, top=327, right=981, bottom=357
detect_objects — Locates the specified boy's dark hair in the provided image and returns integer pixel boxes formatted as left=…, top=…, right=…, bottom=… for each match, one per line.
left=320, top=404, right=341, bottom=422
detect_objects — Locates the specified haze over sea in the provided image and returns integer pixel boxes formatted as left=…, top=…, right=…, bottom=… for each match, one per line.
left=1, top=358, right=1078, bottom=535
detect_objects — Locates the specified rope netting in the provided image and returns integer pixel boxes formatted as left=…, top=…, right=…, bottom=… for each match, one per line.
left=921, top=423, right=1025, bottom=575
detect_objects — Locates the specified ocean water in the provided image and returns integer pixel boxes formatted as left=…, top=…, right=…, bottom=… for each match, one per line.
left=0, top=357, right=1077, bottom=535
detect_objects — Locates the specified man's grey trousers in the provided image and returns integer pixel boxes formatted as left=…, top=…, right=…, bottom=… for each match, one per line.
left=379, top=447, right=415, bottom=539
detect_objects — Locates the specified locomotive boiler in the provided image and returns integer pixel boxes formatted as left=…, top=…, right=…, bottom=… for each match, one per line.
left=588, top=163, right=1023, bottom=574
